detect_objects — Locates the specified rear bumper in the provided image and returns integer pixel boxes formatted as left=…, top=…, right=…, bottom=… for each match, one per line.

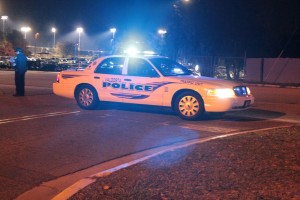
left=53, top=83, right=74, bottom=99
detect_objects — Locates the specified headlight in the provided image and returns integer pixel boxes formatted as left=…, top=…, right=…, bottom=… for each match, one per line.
left=207, top=88, right=235, bottom=98
left=246, top=87, right=251, bottom=95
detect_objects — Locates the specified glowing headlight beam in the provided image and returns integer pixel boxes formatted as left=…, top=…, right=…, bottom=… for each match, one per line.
left=246, top=87, right=251, bottom=95
left=207, top=88, right=235, bottom=98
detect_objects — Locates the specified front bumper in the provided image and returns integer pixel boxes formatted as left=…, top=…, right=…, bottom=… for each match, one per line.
left=204, top=95, right=255, bottom=112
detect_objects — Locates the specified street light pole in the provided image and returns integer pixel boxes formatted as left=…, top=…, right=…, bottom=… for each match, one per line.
left=51, top=27, right=56, bottom=48
left=76, top=27, right=83, bottom=59
left=1, top=16, right=8, bottom=34
left=21, top=27, right=31, bottom=40
left=34, top=32, right=39, bottom=55
left=110, top=28, right=116, bottom=53
left=158, top=29, right=167, bottom=39
left=158, top=29, right=167, bottom=55
left=76, top=27, right=83, bottom=51
left=110, top=28, right=116, bottom=39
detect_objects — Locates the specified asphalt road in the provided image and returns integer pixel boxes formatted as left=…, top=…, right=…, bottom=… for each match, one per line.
left=0, top=71, right=299, bottom=199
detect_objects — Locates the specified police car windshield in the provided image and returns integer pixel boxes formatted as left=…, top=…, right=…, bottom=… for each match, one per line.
left=149, top=58, right=192, bottom=76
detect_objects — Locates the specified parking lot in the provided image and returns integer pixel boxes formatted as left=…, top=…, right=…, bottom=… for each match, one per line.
left=0, top=71, right=299, bottom=199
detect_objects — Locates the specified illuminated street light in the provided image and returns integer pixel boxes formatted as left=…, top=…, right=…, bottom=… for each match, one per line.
left=158, top=29, right=167, bottom=38
left=76, top=27, right=83, bottom=59
left=51, top=27, right=56, bottom=48
left=158, top=29, right=167, bottom=55
left=76, top=27, right=83, bottom=51
left=110, top=28, right=116, bottom=39
left=158, top=29, right=167, bottom=44
left=21, top=26, right=31, bottom=40
left=110, top=28, right=117, bottom=52
left=35, top=32, right=40, bottom=39
left=1, top=16, right=8, bottom=34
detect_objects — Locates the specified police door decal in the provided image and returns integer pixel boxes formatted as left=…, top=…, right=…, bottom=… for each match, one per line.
left=102, top=80, right=174, bottom=99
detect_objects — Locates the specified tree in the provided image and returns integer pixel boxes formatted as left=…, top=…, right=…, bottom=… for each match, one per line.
left=0, top=39, right=15, bottom=56
left=165, top=1, right=191, bottom=60
left=0, top=32, right=14, bottom=56
left=6, top=30, right=28, bottom=54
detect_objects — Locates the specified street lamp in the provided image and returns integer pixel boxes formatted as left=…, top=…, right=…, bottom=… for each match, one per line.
left=21, top=26, right=31, bottom=40
left=158, top=29, right=167, bottom=38
left=34, top=33, right=40, bottom=54
left=158, top=29, right=167, bottom=55
left=76, top=27, right=83, bottom=51
left=1, top=16, right=8, bottom=34
left=158, top=29, right=167, bottom=43
left=51, top=27, right=56, bottom=48
left=110, top=28, right=116, bottom=39
left=110, top=28, right=116, bottom=52
left=76, top=27, right=83, bottom=59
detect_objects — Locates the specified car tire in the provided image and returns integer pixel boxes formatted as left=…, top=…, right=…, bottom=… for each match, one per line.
left=75, top=85, right=99, bottom=110
left=174, top=91, right=204, bottom=120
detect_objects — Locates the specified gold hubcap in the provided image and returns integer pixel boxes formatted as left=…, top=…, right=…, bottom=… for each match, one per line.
left=178, top=96, right=200, bottom=117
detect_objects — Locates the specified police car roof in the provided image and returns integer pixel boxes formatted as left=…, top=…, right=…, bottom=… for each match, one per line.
left=103, top=54, right=167, bottom=59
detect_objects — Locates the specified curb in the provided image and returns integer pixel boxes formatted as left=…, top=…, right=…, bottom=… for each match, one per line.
left=16, top=125, right=292, bottom=200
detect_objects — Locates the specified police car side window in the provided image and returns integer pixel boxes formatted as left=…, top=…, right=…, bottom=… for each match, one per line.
left=95, top=58, right=124, bottom=75
left=127, top=58, right=159, bottom=77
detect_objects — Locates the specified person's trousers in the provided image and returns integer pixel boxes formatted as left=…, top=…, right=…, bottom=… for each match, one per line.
left=15, top=72, right=26, bottom=96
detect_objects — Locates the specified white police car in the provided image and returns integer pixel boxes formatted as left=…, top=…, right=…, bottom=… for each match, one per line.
left=53, top=55, right=254, bottom=120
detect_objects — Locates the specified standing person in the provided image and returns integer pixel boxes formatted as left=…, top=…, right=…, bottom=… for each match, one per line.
left=13, top=48, right=27, bottom=96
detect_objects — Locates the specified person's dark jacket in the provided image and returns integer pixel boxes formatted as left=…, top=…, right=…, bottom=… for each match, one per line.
left=15, top=53, right=27, bottom=73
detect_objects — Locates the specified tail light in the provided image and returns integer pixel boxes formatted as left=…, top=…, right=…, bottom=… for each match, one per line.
left=56, top=73, right=61, bottom=83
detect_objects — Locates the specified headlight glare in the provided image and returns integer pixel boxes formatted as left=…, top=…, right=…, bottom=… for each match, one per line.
left=246, top=87, right=251, bottom=95
left=207, top=88, right=235, bottom=98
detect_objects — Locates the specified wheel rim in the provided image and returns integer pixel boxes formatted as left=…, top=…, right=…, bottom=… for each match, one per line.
left=79, top=88, right=94, bottom=107
left=178, top=95, right=200, bottom=117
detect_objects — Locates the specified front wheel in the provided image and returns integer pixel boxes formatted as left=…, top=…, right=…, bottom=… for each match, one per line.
left=75, top=85, right=99, bottom=110
left=174, top=92, right=204, bottom=120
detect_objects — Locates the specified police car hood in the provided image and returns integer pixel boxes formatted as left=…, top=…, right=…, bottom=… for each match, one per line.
left=168, top=75, right=240, bottom=88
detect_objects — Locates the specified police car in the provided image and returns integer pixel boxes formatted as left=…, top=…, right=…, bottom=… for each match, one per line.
left=53, top=55, right=254, bottom=120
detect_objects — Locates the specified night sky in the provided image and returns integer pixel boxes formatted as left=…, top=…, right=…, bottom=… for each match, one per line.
left=2, top=0, right=169, bottom=34
left=2, top=0, right=300, bottom=57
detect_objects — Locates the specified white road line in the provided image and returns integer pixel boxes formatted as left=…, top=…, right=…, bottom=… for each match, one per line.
left=0, top=84, right=52, bottom=90
left=180, top=124, right=237, bottom=133
left=51, top=125, right=292, bottom=200
left=0, top=111, right=80, bottom=125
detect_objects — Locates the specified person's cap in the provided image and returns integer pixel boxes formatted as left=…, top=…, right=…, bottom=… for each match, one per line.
left=15, top=48, right=23, bottom=52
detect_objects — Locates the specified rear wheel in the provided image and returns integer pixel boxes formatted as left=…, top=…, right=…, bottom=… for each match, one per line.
left=174, top=91, right=204, bottom=120
left=75, top=85, right=99, bottom=110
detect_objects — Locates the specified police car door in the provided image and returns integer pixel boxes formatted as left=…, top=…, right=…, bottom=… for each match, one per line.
left=122, top=57, right=163, bottom=106
left=94, top=57, right=125, bottom=102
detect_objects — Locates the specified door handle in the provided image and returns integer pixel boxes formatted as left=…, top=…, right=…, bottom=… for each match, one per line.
left=124, top=79, right=131, bottom=81
left=94, top=76, right=100, bottom=79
